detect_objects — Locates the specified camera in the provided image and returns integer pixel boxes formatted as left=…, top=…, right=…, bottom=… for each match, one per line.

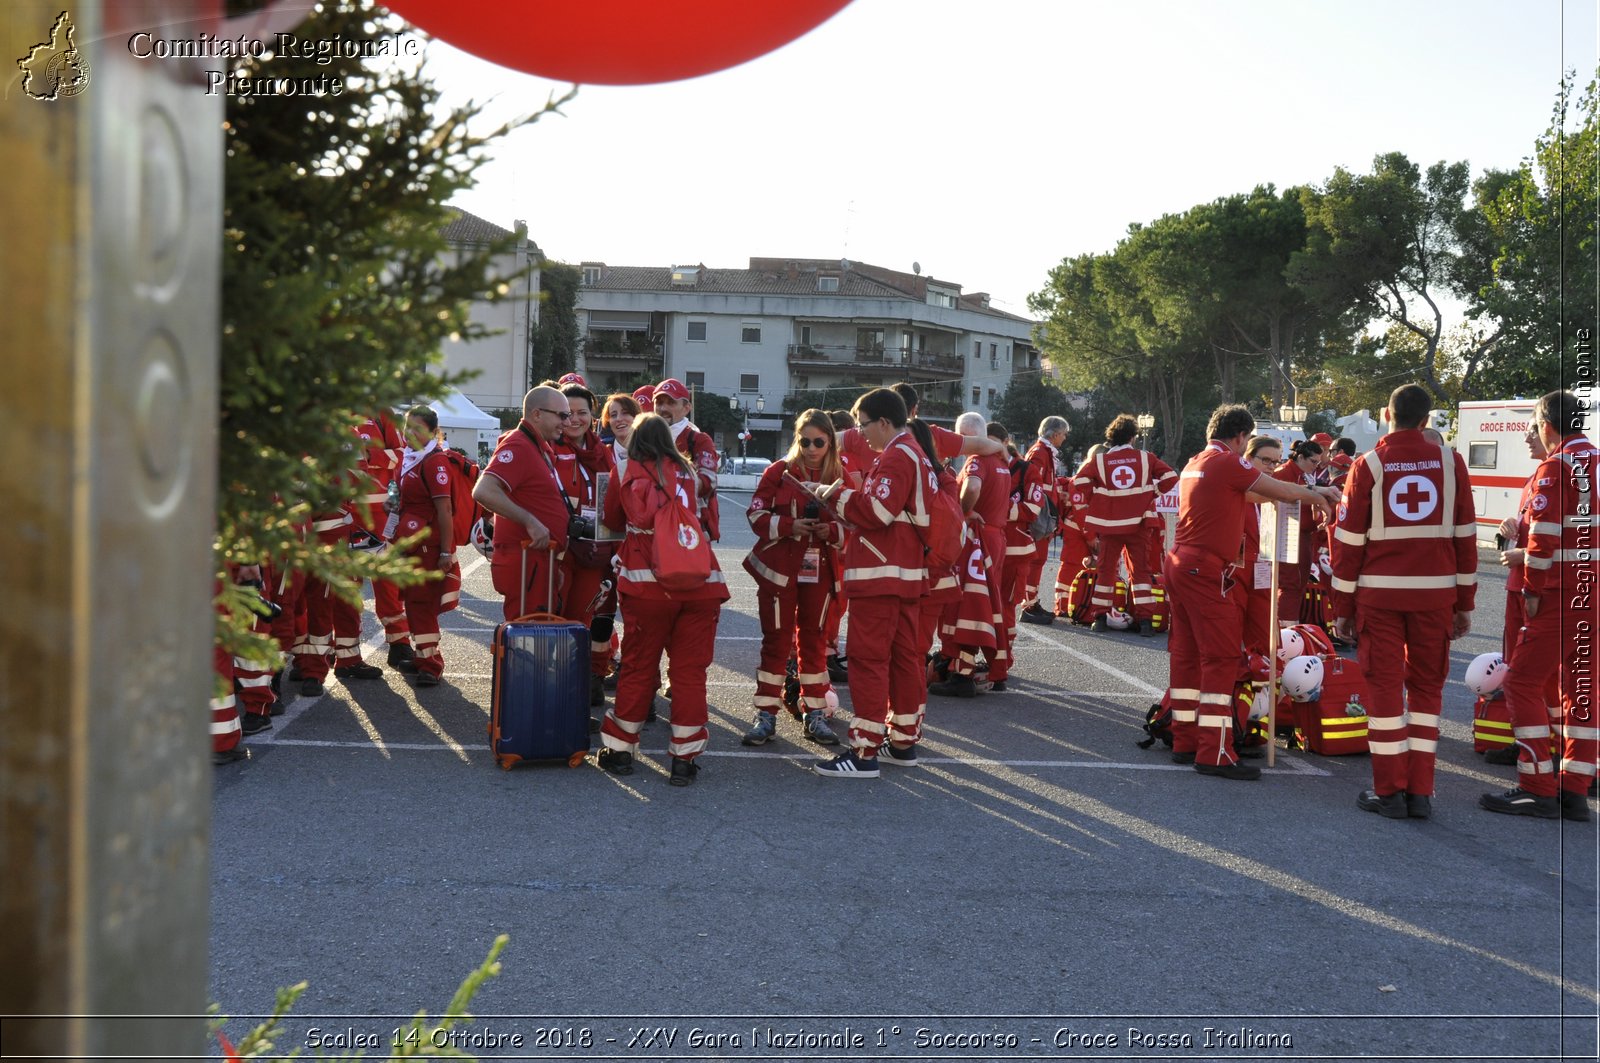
left=568, top=514, right=597, bottom=540
left=803, top=499, right=820, bottom=520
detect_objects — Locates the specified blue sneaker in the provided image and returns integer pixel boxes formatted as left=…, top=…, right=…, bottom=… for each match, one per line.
left=878, top=743, right=918, bottom=767
left=813, top=751, right=879, bottom=779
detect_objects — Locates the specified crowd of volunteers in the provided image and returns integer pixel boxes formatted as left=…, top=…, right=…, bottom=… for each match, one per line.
left=208, top=375, right=1596, bottom=820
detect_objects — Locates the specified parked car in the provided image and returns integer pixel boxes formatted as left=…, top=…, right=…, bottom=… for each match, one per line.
left=722, top=456, right=773, bottom=475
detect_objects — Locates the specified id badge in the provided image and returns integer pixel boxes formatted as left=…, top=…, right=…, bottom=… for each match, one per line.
left=798, top=547, right=821, bottom=584
left=1253, top=559, right=1272, bottom=590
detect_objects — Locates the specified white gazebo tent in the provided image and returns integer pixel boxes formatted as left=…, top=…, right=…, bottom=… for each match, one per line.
left=429, top=390, right=502, bottom=459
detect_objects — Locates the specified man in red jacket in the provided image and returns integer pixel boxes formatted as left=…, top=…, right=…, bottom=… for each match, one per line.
left=1072, top=414, right=1176, bottom=634
left=1168, top=405, right=1337, bottom=780
left=1331, top=384, right=1477, bottom=820
left=1017, top=417, right=1069, bottom=625
left=1477, top=390, right=1596, bottom=821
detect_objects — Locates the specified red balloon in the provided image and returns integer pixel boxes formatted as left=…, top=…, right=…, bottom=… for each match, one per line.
left=382, top=0, right=854, bottom=85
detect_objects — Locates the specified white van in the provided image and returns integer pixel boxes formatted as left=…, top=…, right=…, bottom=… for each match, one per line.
left=1456, top=399, right=1538, bottom=547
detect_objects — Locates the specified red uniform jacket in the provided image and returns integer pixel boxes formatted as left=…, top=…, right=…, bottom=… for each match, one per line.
left=671, top=420, right=721, bottom=540
left=743, top=459, right=845, bottom=592
left=1519, top=434, right=1600, bottom=601
left=1072, top=444, right=1176, bottom=535
left=830, top=433, right=932, bottom=599
left=1329, top=429, right=1477, bottom=616
left=350, top=412, right=405, bottom=536
left=602, top=458, right=730, bottom=603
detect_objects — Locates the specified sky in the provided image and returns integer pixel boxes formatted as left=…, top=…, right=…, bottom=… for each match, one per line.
left=423, top=0, right=1598, bottom=322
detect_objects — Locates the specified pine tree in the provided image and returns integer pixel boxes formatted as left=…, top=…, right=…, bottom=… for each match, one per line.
left=216, top=0, right=572, bottom=654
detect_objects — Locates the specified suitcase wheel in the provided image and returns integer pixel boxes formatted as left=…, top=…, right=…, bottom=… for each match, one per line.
left=496, top=752, right=522, bottom=771
left=567, top=751, right=586, bottom=768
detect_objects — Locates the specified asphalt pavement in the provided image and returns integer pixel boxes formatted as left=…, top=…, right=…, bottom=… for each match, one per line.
left=210, top=494, right=1599, bottom=1062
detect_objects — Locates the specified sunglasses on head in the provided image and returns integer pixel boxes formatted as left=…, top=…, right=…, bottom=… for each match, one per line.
left=798, top=437, right=829, bottom=449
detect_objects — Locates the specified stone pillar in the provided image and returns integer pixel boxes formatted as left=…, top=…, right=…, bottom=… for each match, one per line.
left=1, top=1, right=220, bottom=1057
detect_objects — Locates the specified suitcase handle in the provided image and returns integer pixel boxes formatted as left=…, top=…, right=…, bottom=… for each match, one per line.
left=518, top=542, right=559, bottom=617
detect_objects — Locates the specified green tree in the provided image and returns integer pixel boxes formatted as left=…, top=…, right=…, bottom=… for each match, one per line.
left=1290, top=152, right=1472, bottom=403
left=990, top=371, right=1080, bottom=445
left=530, top=260, right=581, bottom=386
left=216, top=0, right=572, bottom=654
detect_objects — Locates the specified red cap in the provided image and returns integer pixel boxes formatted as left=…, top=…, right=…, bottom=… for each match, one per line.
left=557, top=372, right=588, bottom=387
left=1310, top=432, right=1334, bottom=446
left=1330, top=451, right=1354, bottom=468
left=632, top=385, right=655, bottom=411
left=653, top=378, right=691, bottom=403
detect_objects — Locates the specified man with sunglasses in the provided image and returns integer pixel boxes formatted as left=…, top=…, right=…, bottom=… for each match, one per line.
left=473, top=385, right=575, bottom=621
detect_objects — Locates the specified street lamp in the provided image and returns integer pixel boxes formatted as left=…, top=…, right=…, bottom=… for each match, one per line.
left=1278, top=389, right=1308, bottom=425
left=730, top=394, right=765, bottom=458
left=1135, top=412, right=1155, bottom=450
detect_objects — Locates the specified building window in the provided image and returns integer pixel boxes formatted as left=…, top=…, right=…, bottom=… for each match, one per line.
left=973, top=341, right=981, bottom=359
left=581, top=266, right=601, bottom=287
left=740, top=374, right=760, bottom=393
left=801, top=325, right=812, bottom=346
left=742, top=326, right=762, bottom=343
left=1005, top=345, right=1012, bottom=363
left=796, top=375, right=809, bottom=390
left=817, top=276, right=839, bottom=292
left=988, top=388, right=997, bottom=407
left=685, top=371, right=705, bottom=390
left=687, top=320, right=707, bottom=341
left=971, top=386, right=981, bottom=406
left=857, top=328, right=885, bottom=357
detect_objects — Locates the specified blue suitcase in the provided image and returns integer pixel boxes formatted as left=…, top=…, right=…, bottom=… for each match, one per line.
left=488, top=550, right=591, bottom=770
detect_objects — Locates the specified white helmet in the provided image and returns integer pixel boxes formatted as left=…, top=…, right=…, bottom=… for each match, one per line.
left=1465, top=652, right=1508, bottom=696
left=1105, top=609, right=1134, bottom=630
left=1280, top=655, right=1325, bottom=702
left=471, top=514, right=494, bottom=558
left=1277, top=626, right=1305, bottom=662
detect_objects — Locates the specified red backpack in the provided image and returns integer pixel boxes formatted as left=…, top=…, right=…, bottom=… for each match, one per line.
left=898, top=445, right=963, bottom=569
left=439, top=447, right=481, bottom=550
left=649, top=466, right=713, bottom=593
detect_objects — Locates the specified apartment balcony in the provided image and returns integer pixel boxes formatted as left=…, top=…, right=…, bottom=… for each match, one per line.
left=786, top=344, right=964, bottom=381
left=582, top=333, right=663, bottom=371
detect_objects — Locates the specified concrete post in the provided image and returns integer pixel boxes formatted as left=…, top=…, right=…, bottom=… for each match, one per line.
left=2, top=1, right=220, bottom=1056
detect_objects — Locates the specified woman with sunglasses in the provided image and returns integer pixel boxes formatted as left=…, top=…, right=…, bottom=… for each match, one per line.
left=740, top=409, right=846, bottom=747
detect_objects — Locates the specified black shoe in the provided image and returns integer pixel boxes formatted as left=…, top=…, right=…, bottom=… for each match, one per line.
left=597, top=748, right=634, bottom=776
left=1020, top=605, right=1054, bottom=626
left=1091, top=615, right=1109, bottom=633
left=928, top=654, right=952, bottom=685
left=1406, top=794, right=1433, bottom=820
left=299, top=678, right=325, bottom=698
left=928, top=675, right=978, bottom=698
left=1357, top=788, right=1409, bottom=819
left=269, top=669, right=283, bottom=697
left=1561, top=790, right=1593, bottom=822
left=603, top=668, right=619, bottom=692
left=669, top=758, right=699, bottom=787
left=239, top=712, right=272, bottom=736
left=212, top=745, right=252, bottom=765
left=826, top=653, right=849, bottom=684
left=1236, top=745, right=1264, bottom=759
left=590, top=674, right=605, bottom=707
left=1171, top=751, right=1195, bottom=765
left=387, top=642, right=415, bottom=668
left=1483, top=745, right=1518, bottom=766
left=268, top=696, right=286, bottom=717
left=335, top=662, right=383, bottom=681
left=589, top=716, right=602, bottom=735
left=1195, top=761, right=1262, bottom=781
left=1479, top=787, right=1560, bottom=818
left=411, top=672, right=441, bottom=688
left=878, top=743, right=918, bottom=767
left=288, top=663, right=306, bottom=682
left=989, top=680, right=1008, bottom=692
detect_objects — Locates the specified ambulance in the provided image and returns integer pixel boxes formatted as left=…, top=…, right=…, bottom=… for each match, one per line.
left=1456, top=388, right=1599, bottom=547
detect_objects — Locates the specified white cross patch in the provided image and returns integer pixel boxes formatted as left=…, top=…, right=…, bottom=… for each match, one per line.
left=1387, top=475, right=1438, bottom=522
left=1110, top=464, right=1137, bottom=490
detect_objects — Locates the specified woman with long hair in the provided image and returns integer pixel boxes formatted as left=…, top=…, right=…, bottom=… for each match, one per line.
left=597, top=413, right=729, bottom=785
left=740, top=409, right=846, bottom=747
left=553, top=382, right=619, bottom=707
left=1272, top=438, right=1325, bottom=625
left=602, top=392, right=642, bottom=478
left=392, top=405, right=455, bottom=687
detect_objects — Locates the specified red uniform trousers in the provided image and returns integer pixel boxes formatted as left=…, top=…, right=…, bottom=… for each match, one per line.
left=846, top=595, right=925, bottom=751
left=1355, top=607, right=1450, bottom=797
left=754, top=572, right=834, bottom=716
left=602, top=596, right=718, bottom=760
left=300, top=575, right=361, bottom=680
left=995, top=545, right=1032, bottom=683
left=233, top=604, right=279, bottom=720
left=1084, top=529, right=1158, bottom=623
left=560, top=554, right=617, bottom=677
left=1053, top=524, right=1094, bottom=614
left=269, top=565, right=306, bottom=657
left=373, top=578, right=411, bottom=648
left=402, top=543, right=446, bottom=679
left=1019, top=538, right=1050, bottom=611
left=211, top=644, right=243, bottom=754
left=1166, top=549, right=1245, bottom=767
left=490, top=546, right=562, bottom=622
left=1505, top=601, right=1599, bottom=798
left=1503, top=590, right=1525, bottom=662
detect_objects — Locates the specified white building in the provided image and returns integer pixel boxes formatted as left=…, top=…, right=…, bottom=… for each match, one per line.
left=436, top=210, right=540, bottom=412
left=573, top=257, right=1039, bottom=454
